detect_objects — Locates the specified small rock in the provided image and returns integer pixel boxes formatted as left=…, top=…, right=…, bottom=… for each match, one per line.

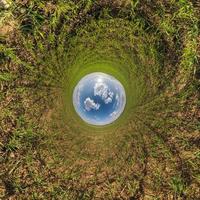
left=10, top=152, right=15, bottom=158
left=20, top=7, right=26, bottom=14
left=0, top=0, right=11, bottom=9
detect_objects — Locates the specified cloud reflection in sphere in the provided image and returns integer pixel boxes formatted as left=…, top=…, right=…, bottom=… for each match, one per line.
left=73, top=72, right=126, bottom=126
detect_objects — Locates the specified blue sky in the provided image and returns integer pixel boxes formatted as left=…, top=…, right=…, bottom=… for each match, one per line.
left=73, top=72, right=126, bottom=125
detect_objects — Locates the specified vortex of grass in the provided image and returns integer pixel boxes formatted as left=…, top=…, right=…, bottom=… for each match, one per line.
left=0, top=0, right=199, bottom=199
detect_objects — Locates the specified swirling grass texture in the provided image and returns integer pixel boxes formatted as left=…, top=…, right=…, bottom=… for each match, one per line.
left=0, top=0, right=200, bottom=199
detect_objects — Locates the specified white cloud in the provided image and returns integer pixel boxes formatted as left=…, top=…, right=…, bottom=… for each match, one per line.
left=110, top=111, right=117, bottom=117
left=77, top=89, right=81, bottom=106
left=76, top=84, right=84, bottom=107
left=104, top=97, right=112, bottom=104
left=115, top=94, right=120, bottom=107
left=94, top=82, right=107, bottom=97
left=108, top=91, right=114, bottom=98
left=94, top=82, right=114, bottom=104
left=84, top=97, right=100, bottom=111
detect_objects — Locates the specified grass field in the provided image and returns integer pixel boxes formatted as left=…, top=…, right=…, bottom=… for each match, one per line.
left=0, top=0, right=200, bottom=199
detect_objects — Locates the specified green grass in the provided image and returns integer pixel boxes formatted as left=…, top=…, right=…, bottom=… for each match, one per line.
left=0, top=0, right=199, bottom=199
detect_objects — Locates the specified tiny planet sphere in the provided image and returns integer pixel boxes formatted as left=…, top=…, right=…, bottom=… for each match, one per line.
left=73, top=72, right=126, bottom=126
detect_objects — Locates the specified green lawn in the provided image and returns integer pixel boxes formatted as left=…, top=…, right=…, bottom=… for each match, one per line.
left=0, top=0, right=199, bottom=199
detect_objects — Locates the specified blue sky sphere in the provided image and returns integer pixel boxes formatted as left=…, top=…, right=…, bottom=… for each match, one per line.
left=73, top=72, right=126, bottom=126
